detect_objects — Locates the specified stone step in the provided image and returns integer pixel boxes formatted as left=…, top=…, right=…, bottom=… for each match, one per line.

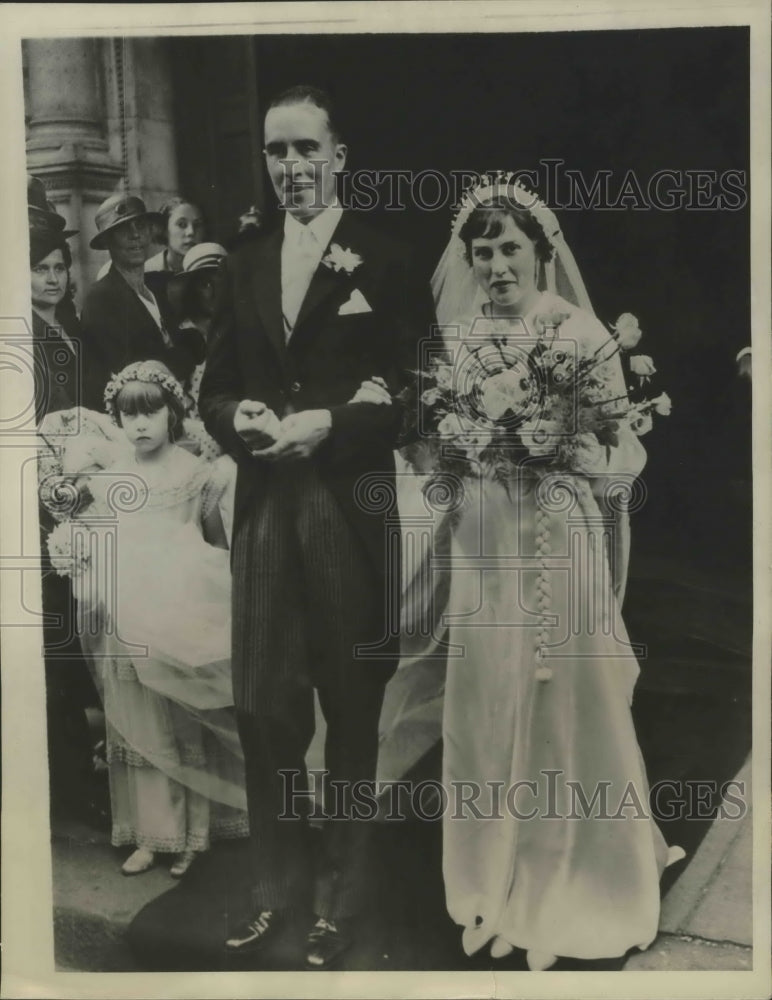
left=52, top=822, right=175, bottom=972
left=624, top=934, right=752, bottom=971
left=623, top=756, right=754, bottom=972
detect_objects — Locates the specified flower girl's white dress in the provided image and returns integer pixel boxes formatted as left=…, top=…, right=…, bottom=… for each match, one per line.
left=77, top=446, right=247, bottom=853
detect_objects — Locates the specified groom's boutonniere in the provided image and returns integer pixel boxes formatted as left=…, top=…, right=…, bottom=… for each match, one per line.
left=322, top=243, right=362, bottom=275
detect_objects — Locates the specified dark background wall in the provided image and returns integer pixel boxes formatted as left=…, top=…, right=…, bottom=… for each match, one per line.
left=172, top=27, right=751, bottom=574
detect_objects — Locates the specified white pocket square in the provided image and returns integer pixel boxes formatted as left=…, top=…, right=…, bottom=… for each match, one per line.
left=338, top=288, right=372, bottom=315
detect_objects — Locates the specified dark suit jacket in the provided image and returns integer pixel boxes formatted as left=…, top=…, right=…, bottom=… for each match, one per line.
left=32, top=307, right=91, bottom=421
left=80, top=265, right=201, bottom=398
left=199, top=211, right=435, bottom=661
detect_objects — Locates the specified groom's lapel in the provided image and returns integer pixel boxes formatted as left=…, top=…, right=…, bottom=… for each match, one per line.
left=293, top=212, right=360, bottom=339
left=250, top=228, right=286, bottom=363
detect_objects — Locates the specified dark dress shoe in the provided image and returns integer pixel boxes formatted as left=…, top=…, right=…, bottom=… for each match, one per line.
left=224, top=910, right=279, bottom=952
left=305, top=917, right=351, bottom=969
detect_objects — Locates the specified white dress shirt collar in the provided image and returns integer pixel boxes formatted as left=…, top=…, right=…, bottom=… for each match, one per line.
left=283, top=200, right=344, bottom=253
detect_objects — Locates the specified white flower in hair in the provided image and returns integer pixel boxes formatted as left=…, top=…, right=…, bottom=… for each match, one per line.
left=103, top=360, right=185, bottom=417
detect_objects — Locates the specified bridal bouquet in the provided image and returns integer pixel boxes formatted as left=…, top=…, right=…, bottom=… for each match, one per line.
left=403, top=307, right=670, bottom=490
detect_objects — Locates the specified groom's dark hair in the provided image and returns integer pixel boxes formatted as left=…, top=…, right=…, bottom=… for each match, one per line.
left=268, top=85, right=343, bottom=142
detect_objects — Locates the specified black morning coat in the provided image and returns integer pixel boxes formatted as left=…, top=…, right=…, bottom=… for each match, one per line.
left=199, top=210, right=436, bottom=676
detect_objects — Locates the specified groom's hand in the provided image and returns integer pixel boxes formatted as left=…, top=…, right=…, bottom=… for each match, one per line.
left=234, top=400, right=281, bottom=451
left=253, top=409, right=332, bottom=461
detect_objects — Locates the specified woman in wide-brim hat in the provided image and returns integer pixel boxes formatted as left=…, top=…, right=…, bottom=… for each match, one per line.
left=89, top=192, right=164, bottom=251
left=81, top=192, right=201, bottom=393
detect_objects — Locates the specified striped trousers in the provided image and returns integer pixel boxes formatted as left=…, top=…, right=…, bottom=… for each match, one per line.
left=231, top=463, right=386, bottom=919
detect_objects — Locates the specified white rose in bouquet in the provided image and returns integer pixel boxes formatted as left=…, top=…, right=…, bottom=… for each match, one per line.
left=480, top=368, right=534, bottom=420
left=629, top=354, right=657, bottom=377
left=612, top=313, right=643, bottom=350
left=437, top=412, right=467, bottom=438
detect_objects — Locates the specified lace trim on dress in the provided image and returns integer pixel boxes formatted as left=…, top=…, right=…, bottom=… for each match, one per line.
left=91, top=450, right=210, bottom=515
left=130, top=460, right=210, bottom=511
left=111, top=814, right=249, bottom=851
left=107, top=738, right=209, bottom=769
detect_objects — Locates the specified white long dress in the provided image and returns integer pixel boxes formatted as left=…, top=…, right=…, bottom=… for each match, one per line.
left=75, top=446, right=248, bottom=852
left=442, top=292, right=674, bottom=960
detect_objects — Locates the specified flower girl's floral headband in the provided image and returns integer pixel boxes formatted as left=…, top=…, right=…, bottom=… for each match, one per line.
left=104, top=360, right=185, bottom=420
left=451, top=172, right=561, bottom=259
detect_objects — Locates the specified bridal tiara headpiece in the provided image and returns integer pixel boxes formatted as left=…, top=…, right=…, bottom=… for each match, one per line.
left=104, top=360, right=186, bottom=415
left=450, top=171, right=561, bottom=255
left=433, top=171, right=594, bottom=324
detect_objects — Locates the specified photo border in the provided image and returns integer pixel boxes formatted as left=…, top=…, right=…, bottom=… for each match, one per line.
left=1, top=3, right=769, bottom=998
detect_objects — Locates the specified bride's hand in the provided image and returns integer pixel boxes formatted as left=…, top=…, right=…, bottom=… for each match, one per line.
left=349, top=376, right=392, bottom=405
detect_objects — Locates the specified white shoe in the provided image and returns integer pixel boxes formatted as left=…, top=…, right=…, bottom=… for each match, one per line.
left=491, top=934, right=515, bottom=958
left=170, top=849, right=198, bottom=878
left=526, top=949, right=557, bottom=971
left=490, top=935, right=514, bottom=959
left=121, top=847, right=155, bottom=876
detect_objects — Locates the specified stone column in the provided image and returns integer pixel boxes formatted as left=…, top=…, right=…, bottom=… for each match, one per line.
left=24, top=38, right=123, bottom=303
left=24, top=37, right=181, bottom=298
left=26, top=38, right=106, bottom=153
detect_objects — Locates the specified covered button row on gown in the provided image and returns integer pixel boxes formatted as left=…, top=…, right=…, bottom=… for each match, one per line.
left=534, top=505, right=553, bottom=682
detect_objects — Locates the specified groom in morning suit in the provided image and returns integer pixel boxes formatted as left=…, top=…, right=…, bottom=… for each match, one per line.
left=199, top=86, right=434, bottom=967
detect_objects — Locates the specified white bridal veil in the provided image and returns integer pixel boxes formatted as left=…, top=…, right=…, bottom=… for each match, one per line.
left=365, top=176, right=632, bottom=786
left=431, top=174, right=595, bottom=325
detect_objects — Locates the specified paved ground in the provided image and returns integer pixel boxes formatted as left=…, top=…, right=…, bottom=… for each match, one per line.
left=51, top=758, right=755, bottom=975
left=624, top=757, right=753, bottom=971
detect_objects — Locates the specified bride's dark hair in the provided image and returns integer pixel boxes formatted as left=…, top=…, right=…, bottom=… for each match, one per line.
left=459, top=198, right=554, bottom=266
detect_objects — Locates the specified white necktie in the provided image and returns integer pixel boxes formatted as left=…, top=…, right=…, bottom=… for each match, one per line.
left=282, top=225, right=319, bottom=339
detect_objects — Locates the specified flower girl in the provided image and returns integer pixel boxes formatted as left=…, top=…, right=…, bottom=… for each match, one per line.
left=52, top=360, right=247, bottom=877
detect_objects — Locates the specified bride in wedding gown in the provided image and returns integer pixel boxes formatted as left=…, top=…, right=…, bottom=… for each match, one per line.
left=425, top=178, right=683, bottom=970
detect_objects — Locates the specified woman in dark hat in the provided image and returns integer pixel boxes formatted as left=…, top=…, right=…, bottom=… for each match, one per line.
left=81, top=193, right=203, bottom=395
left=29, top=175, right=106, bottom=828
left=28, top=175, right=94, bottom=420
